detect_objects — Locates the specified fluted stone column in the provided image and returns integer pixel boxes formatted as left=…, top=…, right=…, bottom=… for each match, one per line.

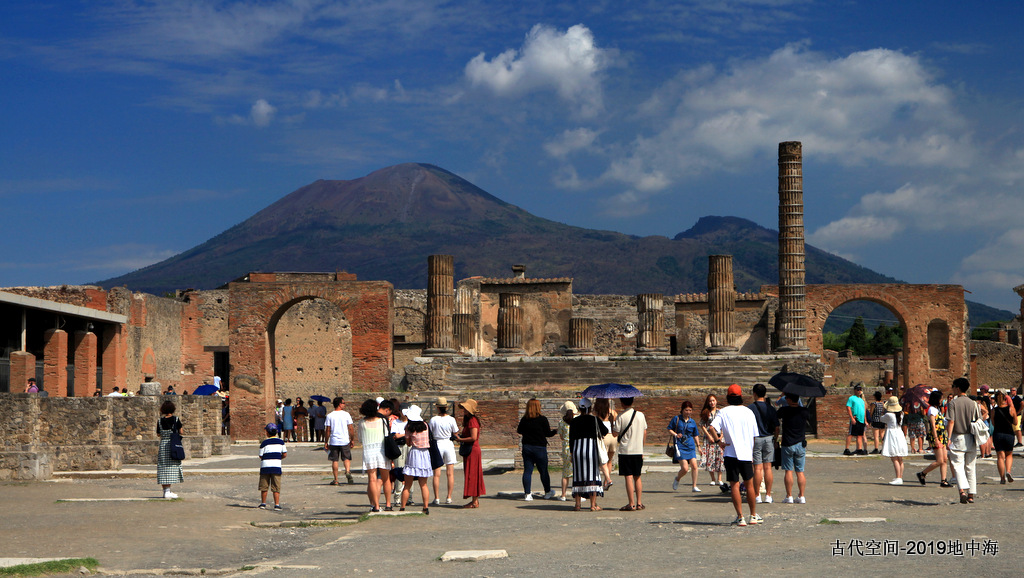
left=635, top=293, right=669, bottom=355
left=777, top=141, right=809, bottom=351
left=567, top=317, right=596, bottom=355
left=496, top=293, right=525, bottom=355
left=453, top=284, right=475, bottom=354
left=424, top=254, right=456, bottom=356
left=707, top=255, right=738, bottom=354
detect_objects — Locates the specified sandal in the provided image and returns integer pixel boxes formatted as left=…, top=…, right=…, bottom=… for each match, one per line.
left=619, top=505, right=635, bottom=511
left=967, top=495, right=975, bottom=503
left=590, top=506, right=602, bottom=511
left=636, top=503, right=646, bottom=510
left=462, top=502, right=478, bottom=509
left=422, top=508, right=429, bottom=515
left=573, top=504, right=581, bottom=512
left=940, top=480, right=953, bottom=488
left=959, top=492, right=969, bottom=504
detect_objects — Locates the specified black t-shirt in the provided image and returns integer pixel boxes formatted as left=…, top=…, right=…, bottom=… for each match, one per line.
left=517, top=415, right=556, bottom=446
left=776, top=405, right=808, bottom=447
left=748, top=400, right=779, bottom=437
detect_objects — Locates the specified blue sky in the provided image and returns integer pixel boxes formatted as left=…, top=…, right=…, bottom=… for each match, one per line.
left=3, top=1, right=1024, bottom=312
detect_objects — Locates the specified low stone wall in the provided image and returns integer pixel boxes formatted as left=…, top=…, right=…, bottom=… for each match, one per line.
left=0, top=393, right=228, bottom=480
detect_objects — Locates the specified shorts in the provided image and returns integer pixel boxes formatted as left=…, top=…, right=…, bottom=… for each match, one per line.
left=724, top=456, right=754, bottom=483
left=328, top=445, right=352, bottom=462
left=751, top=436, right=774, bottom=465
left=618, top=454, right=644, bottom=477
left=781, top=443, right=805, bottom=472
left=849, top=422, right=865, bottom=437
left=871, top=421, right=886, bottom=430
left=993, top=432, right=1015, bottom=453
left=435, top=439, right=458, bottom=466
left=259, top=473, right=281, bottom=493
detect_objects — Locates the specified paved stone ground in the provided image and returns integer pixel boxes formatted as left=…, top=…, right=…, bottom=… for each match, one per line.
left=1, top=441, right=1021, bottom=576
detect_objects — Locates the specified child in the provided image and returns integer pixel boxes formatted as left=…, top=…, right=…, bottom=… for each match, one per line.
left=259, top=423, right=287, bottom=510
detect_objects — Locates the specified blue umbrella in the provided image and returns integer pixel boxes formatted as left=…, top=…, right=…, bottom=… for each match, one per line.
left=309, top=394, right=331, bottom=403
left=192, top=384, right=219, bottom=396
left=580, top=383, right=643, bottom=399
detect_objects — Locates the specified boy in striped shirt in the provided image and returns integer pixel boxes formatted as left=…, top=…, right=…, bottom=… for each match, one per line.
left=259, top=423, right=287, bottom=510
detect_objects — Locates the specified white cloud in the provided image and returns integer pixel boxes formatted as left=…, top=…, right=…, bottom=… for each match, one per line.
left=808, top=215, right=903, bottom=250
left=250, top=99, right=276, bottom=126
left=543, top=128, right=600, bottom=158
left=600, top=190, right=651, bottom=218
left=465, top=24, right=608, bottom=116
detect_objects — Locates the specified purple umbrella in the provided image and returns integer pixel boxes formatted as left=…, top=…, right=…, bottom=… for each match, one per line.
left=580, top=383, right=643, bottom=399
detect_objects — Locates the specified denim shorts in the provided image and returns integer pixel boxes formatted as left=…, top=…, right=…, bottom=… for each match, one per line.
left=781, top=443, right=805, bottom=472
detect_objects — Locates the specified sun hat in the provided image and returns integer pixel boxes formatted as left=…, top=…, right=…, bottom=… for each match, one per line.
left=459, top=399, right=479, bottom=414
left=562, top=400, right=579, bottom=415
left=727, top=384, right=743, bottom=396
left=578, top=397, right=592, bottom=409
left=375, top=396, right=385, bottom=405
left=436, top=396, right=448, bottom=406
left=402, top=404, right=423, bottom=422
left=884, top=396, right=902, bottom=412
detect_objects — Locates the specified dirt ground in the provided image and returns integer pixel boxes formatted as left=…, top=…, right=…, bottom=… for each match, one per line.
left=1, top=441, right=1020, bottom=576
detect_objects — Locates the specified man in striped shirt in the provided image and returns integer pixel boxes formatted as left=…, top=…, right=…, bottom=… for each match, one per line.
left=259, top=423, right=287, bottom=510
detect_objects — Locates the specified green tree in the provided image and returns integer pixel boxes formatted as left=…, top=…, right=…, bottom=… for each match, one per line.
left=971, top=321, right=1001, bottom=341
left=844, top=317, right=869, bottom=356
left=869, top=323, right=903, bottom=355
left=823, top=331, right=848, bottom=351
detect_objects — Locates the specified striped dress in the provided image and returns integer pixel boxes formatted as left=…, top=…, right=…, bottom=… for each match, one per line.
left=156, top=416, right=184, bottom=485
left=569, top=414, right=607, bottom=497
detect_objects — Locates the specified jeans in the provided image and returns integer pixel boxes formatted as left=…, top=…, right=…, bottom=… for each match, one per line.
left=522, top=444, right=551, bottom=493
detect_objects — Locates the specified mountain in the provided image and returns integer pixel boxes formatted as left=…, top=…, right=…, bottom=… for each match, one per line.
left=98, top=163, right=1012, bottom=324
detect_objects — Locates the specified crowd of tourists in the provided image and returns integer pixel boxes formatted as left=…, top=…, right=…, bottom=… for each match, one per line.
left=152, top=377, right=1013, bottom=521
left=843, top=378, right=1021, bottom=502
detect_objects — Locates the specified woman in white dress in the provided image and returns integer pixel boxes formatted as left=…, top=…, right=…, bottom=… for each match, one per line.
left=358, top=399, right=389, bottom=512
left=881, top=396, right=909, bottom=485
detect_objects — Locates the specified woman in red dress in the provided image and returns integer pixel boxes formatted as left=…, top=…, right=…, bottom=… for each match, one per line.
left=457, top=399, right=486, bottom=508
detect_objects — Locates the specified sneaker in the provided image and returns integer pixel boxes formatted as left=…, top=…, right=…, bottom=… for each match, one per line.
left=164, top=491, right=178, bottom=499
left=346, top=473, right=354, bottom=484
left=672, top=478, right=680, bottom=491
left=1007, top=473, right=1014, bottom=483
left=709, top=482, right=719, bottom=487
left=543, top=490, right=556, bottom=500
left=273, top=504, right=282, bottom=511
left=732, top=516, right=747, bottom=527
left=782, top=496, right=794, bottom=504
left=755, top=495, right=762, bottom=503
left=750, top=513, right=763, bottom=525
left=870, top=449, right=880, bottom=454
left=691, top=486, right=702, bottom=493
left=856, top=449, right=868, bottom=455
left=558, top=496, right=567, bottom=501
left=843, top=449, right=853, bottom=456
left=797, top=496, right=806, bottom=504
left=764, top=495, right=773, bottom=504
left=432, top=498, right=440, bottom=505
left=524, top=493, right=534, bottom=501
left=257, top=503, right=267, bottom=509
left=889, top=478, right=903, bottom=485
left=445, top=498, right=452, bottom=504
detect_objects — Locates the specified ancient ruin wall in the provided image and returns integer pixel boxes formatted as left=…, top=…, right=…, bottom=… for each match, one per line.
left=971, top=340, right=1021, bottom=390
left=273, top=298, right=353, bottom=400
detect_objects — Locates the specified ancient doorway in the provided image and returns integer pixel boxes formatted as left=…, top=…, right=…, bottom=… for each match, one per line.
left=269, top=297, right=352, bottom=402
left=819, top=300, right=905, bottom=390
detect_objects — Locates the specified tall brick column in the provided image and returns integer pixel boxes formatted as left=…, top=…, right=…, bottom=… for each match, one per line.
left=1014, top=284, right=1024, bottom=390
left=496, top=293, right=525, bottom=356
left=707, top=255, right=738, bottom=354
left=101, top=324, right=126, bottom=395
left=777, top=141, right=809, bottom=351
left=453, top=284, right=475, bottom=354
left=43, top=328, right=68, bottom=397
left=636, top=293, right=669, bottom=355
left=73, top=330, right=98, bottom=396
left=9, top=351, right=36, bottom=392
left=567, top=317, right=596, bottom=355
left=424, top=254, right=456, bottom=356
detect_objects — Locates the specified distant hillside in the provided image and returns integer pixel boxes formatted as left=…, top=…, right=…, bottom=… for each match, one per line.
left=98, top=163, right=1012, bottom=324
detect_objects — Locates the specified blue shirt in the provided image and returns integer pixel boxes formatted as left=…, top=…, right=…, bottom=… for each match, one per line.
left=668, top=415, right=699, bottom=454
left=259, top=437, right=287, bottom=475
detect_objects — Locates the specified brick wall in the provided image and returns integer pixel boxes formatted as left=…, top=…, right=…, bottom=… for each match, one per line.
left=274, top=298, right=353, bottom=400
left=970, top=340, right=1021, bottom=390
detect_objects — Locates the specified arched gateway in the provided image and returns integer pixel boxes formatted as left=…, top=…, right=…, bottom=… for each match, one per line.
left=802, top=284, right=968, bottom=390
left=227, top=273, right=393, bottom=439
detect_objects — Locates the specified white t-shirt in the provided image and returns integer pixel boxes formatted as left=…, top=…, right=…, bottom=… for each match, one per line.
left=325, top=410, right=354, bottom=445
left=614, top=408, right=648, bottom=455
left=711, top=404, right=758, bottom=461
left=429, top=414, right=459, bottom=441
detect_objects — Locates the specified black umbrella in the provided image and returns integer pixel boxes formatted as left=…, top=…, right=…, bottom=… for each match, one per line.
left=768, top=372, right=827, bottom=398
left=309, top=395, right=331, bottom=403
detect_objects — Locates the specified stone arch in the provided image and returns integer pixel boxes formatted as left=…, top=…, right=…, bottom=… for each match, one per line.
left=268, top=297, right=353, bottom=402
left=227, top=276, right=393, bottom=439
left=799, top=284, right=967, bottom=390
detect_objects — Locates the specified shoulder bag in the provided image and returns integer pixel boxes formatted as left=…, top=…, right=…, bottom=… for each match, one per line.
left=168, top=417, right=186, bottom=461
left=382, top=420, right=402, bottom=460
left=593, top=416, right=609, bottom=464
left=970, top=404, right=990, bottom=446
left=665, top=415, right=678, bottom=459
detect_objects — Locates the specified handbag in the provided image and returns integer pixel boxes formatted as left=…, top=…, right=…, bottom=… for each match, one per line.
left=665, top=416, right=678, bottom=459
left=167, top=418, right=186, bottom=461
left=970, top=407, right=990, bottom=446
left=594, top=416, right=609, bottom=464
left=459, top=441, right=474, bottom=457
left=771, top=438, right=782, bottom=470
left=382, top=420, right=402, bottom=460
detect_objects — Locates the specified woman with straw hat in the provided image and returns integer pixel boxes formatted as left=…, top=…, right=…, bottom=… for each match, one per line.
left=456, top=399, right=486, bottom=508
left=881, top=396, right=909, bottom=485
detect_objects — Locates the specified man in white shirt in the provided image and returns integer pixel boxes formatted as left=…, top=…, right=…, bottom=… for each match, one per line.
left=428, top=397, right=460, bottom=505
left=324, top=397, right=355, bottom=485
left=613, top=397, right=648, bottom=511
left=711, top=384, right=760, bottom=526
